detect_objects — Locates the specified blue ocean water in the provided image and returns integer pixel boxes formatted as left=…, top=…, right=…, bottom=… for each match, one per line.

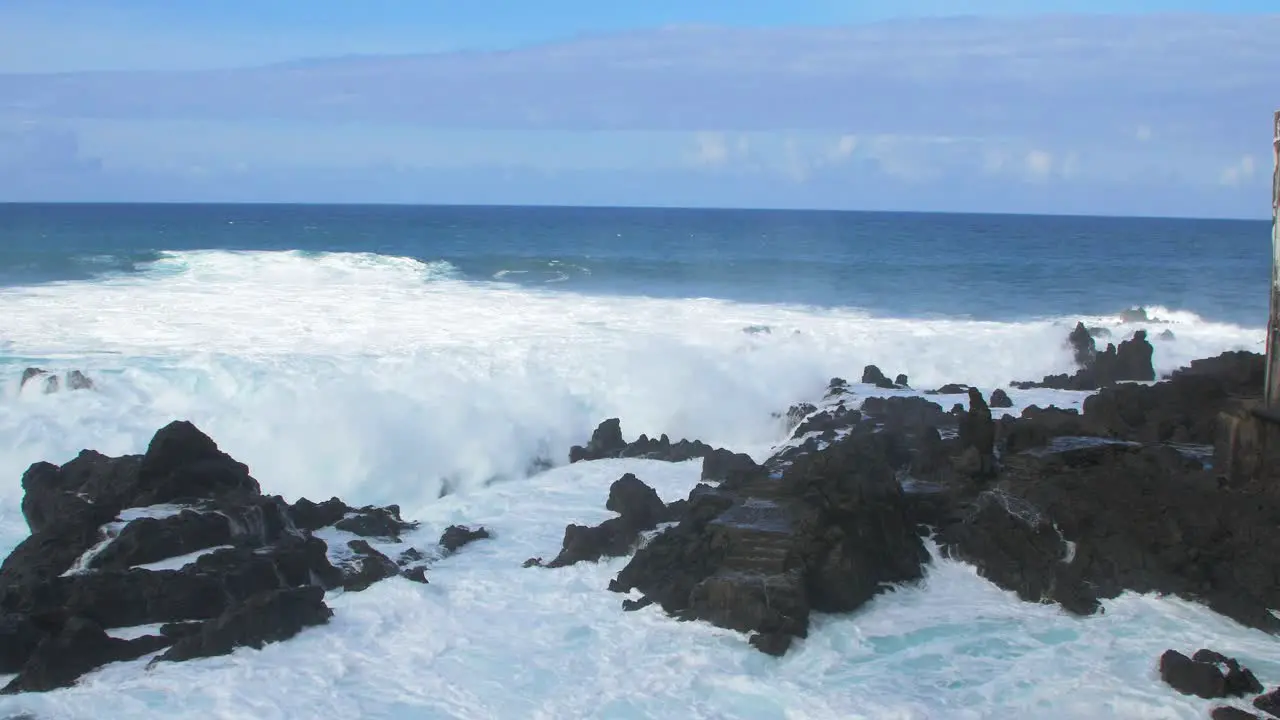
left=0, top=203, right=1268, bottom=324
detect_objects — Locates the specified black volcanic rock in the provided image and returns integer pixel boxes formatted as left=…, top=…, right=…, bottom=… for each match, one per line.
left=339, top=540, right=400, bottom=592
left=1160, top=649, right=1228, bottom=699
left=937, top=441, right=1280, bottom=632
left=546, top=474, right=677, bottom=568
left=1014, top=325, right=1156, bottom=391
left=19, top=368, right=94, bottom=395
left=1, top=616, right=170, bottom=694
left=861, top=365, right=897, bottom=389
left=151, top=585, right=332, bottom=664
left=0, top=421, right=415, bottom=694
left=568, top=419, right=722, bottom=464
left=334, top=504, right=418, bottom=540
left=602, top=428, right=927, bottom=654
left=1256, top=688, right=1280, bottom=718
left=440, top=525, right=491, bottom=553
left=988, top=389, right=1013, bottom=408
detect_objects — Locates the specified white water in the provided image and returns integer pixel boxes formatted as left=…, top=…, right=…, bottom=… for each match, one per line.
left=0, top=250, right=1271, bottom=718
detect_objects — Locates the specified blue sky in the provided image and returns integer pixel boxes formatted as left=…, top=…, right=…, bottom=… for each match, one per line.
left=0, top=2, right=1277, bottom=217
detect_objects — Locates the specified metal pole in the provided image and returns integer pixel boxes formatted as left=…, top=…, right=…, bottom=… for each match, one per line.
left=1268, top=110, right=1280, bottom=407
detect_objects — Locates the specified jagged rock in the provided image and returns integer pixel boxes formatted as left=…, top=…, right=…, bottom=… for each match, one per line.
left=151, top=586, right=332, bottom=664
left=66, top=371, right=94, bottom=391
left=989, top=389, right=1013, bottom=408
left=1256, top=688, right=1280, bottom=718
left=334, top=505, right=417, bottom=540
left=825, top=377, right=849, bottom=397
left=1160, top=649, right=1228, bottom=699
left=398, top=547, right=425, bottom=564
left=957, top=388, right=996, bottom=479
left=568, top=418, right=626, bottom=462
left=1, top=616, right=170, bottom=694
left=0, top=421, right=411, bottom=694
left=700, top=449, right=766, bottom=486
left=789, top=405, right=861, bottom=439
left=568, top=419, right=719, bottom=464
left=287, top=497, right=349, bottom=532
left=401, top=567, right=429, bottom=584
left=1014, top=325, right=1156, bottom=390
left=439, top=525, right=491, bottom=553
left=607, top=429, right=926, bottom=655
left=340, top=540, right=400, bottom=592
left=545, top=474, right=676, bottom=568
left=928, top=383, right=970, bottom=395
left=937, top=442, right=1280, bottom=632
left=894, top=373, right=909, bottom=388
left=861, top=365, right=897, bottom=389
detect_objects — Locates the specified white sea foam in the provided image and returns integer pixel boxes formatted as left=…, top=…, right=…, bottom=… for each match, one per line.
left=0, top=249, right=1269, bottom=717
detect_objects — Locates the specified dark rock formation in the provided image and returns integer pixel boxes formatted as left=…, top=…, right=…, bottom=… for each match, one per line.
left=597, top=427, right=927, bottom=654
left=334, top=505, right=417, bottom=540
left=440, top=525, right=491, bottom=553
left=545, top=474, right=679, bottom=568
left=1, top=616, right=170, bottom=694
left=0, top=421, right=423, bottom=693
left=894, top=374, right=910, bottom=388
left=1160, top=649, right=1228, bottom=699
left=151, top=586, right=332, bottom=664
left=860, top=365, right=899, bottom=390
left=568, top=419, right=720, bottom=464
left=19, top=368, right=94, bottom=395
left=1256, top=688, right=1280, bottom=718
left=989, top=389, right=1013, bottom=408
left=938, top=440, right=1280, bottom=632
left=927, top=383, right=970, bottom=395
left=1013, top=324, right=1156, bottom=391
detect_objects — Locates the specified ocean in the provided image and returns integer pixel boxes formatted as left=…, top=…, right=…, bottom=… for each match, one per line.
left=0, top=203, right=1273, bottom=719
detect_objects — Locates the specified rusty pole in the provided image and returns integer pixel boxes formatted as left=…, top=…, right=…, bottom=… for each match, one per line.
left=1268, top=110, right=1280, bottom=407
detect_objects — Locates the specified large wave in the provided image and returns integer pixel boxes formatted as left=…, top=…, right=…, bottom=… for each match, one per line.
left=0, top=249, right=1262, bottom=533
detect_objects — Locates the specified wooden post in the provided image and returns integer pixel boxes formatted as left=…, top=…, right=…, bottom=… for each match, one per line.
left=1268, top=110, right=1280, bottom=407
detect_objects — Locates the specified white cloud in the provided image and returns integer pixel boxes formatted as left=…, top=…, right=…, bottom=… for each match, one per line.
left=692, top=132, right=730, bottom=167
left=1219, top=154, right=1257, bottom=186
left=829, top=134, right=859, bottom=162
left=1025, top=150, right=1054, bottom=179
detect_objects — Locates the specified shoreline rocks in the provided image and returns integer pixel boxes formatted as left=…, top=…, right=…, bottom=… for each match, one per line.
left=1013, top=322, right=1156, bottom=390
left=0, top=421, right=490, bottom=694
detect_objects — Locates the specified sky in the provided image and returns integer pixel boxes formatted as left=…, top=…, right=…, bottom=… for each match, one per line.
left=0, top=1, right=1278, bottom=217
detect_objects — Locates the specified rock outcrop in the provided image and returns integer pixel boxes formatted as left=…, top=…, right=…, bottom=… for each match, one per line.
left=1013, top=323, right=1157, bottom=390
left=0, top=421, right=433, bottom=694
left=18, top=368, right=94, bottom=394
left=568, top=419, right=719, bottom=464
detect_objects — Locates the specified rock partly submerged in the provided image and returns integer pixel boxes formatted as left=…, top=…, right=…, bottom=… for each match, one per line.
left=0, top=421, right=490, bottom=693
left=536, top=323, right=1279, bottom=720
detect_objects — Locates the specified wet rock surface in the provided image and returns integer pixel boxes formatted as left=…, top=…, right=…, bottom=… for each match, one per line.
left=0, top=421, right=434, bottom=693
left=1013, top=323, right=1156, bottom=390
left=545, top=321, right=1280, bottom=706
left=568, top=418, right=722, bottom=464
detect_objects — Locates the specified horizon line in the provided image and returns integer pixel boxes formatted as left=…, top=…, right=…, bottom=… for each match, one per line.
left=0, top=200, right=1267, bottom=224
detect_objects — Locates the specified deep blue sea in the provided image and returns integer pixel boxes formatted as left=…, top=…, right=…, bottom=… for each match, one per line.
left=0, top=203, right=1268, bottom=324
left=0, top=203, right=1273, bottom=719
